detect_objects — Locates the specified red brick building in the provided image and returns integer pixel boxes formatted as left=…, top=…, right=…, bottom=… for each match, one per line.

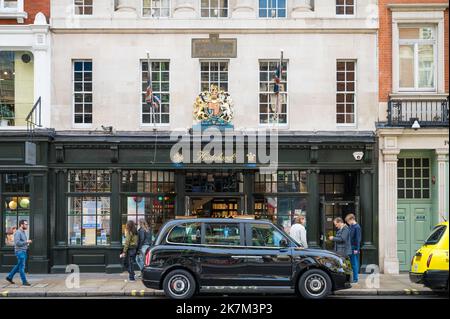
left=0, top=0, right=50, bottom=25
left=377, top=1, right=449, bottom=274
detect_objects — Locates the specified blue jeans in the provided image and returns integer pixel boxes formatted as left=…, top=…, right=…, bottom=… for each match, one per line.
left=135, top=245, right=150, bottom=271
left=350, top=251, right=360, bottom=282
left=7, top=251, right=28, bottom=284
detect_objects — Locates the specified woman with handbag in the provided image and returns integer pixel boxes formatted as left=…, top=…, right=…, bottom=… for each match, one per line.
left=120, top=220, right=138, bottom=282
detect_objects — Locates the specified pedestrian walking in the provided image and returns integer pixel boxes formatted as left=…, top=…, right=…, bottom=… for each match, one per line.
left=328, top=217, right=352, bottom=257
left=120, top=220, right=138, bottom=282
left=346, top=213, right=362, bottom=283
left=136, top=218, right=152, bottom=277
left=5, top=220, right=32, bottom=286
left=290, top=215, right=308, bottom=248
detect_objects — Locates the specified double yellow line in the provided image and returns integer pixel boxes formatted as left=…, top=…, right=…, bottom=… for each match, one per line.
left=130, top=289, right=146, bottom=297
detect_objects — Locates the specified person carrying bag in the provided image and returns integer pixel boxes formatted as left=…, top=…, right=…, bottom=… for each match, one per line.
left=120, top=220, right=138, bottom=282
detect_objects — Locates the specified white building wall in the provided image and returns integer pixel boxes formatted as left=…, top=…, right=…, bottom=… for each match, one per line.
left=50, top=0, right=378, bottom=132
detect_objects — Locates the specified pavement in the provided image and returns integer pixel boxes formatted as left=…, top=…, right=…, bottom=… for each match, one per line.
left=0, top=272, right=441, bottom=298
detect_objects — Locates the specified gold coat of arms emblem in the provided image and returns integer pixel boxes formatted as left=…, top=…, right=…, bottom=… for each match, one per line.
left=193, top=85, right=234, bottom=125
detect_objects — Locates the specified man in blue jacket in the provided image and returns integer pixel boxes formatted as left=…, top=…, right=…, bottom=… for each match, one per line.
left=346, top=213, right=361, bottom=283
left=5, top=220, right=32, bottom=286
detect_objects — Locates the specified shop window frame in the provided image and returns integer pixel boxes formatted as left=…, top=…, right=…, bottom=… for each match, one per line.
left=120, top=170, right=176, bottom=242
left=66, top=170, right=112, bottom=247
left=0, top=172, right=31, bottom=249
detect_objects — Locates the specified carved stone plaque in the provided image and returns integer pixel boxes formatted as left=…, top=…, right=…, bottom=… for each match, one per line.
left=192, top=34, right=237, bottom=58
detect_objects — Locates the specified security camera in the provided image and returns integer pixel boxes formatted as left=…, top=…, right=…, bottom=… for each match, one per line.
left=353, top=151, right=364, bottom=161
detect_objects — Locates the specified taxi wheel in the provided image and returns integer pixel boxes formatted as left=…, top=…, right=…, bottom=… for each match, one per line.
left=163, top=269, right=196, bottom=299
left=298, top=269, right=332, bottom=299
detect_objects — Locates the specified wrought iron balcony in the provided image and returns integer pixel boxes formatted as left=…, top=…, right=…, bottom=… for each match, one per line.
left=387, top=96, right=449, bottom=127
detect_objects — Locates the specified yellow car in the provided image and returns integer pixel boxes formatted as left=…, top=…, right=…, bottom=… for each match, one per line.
left=410, top=221, right=449, bottom=292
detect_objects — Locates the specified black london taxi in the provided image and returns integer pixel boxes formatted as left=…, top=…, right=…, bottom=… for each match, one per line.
left=142, top=218, right=352, bottom=299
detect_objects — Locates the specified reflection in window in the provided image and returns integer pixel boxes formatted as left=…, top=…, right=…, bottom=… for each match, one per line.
left=399, top=26, right=436, bottom=90
left=74, top=0, right=93, bottom=15
left=336, top=0, right=354, bottom=15
left=0, top=51, right=34, bottom=127
left=200, top=61, right=228, bottom=91
left=205, top=223, right=240, bottom=245
left=251, top=223, right=285, bottom=247
left=201, top=0, right=228, bottom=18
left=259, top=0, right=286, bottom=18
left=73, top=60, right=93, bottom=124
left=142, top=0, right=170, bottom=17
left=141, top=61, right=170, bottom=124
left=336, top=60, right=356, bottom=124
left=259, top=60, right=288, bottom=124
left=167, top=223, right=202, bottom=244
left=121, top=170, right=175, bottom=193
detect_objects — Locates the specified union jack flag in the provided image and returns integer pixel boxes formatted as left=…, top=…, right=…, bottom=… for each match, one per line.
left=145, top=64, right=161, bottom=109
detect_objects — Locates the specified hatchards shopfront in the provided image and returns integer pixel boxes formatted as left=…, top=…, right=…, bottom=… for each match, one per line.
left=0, top=129, right=378, bottom=274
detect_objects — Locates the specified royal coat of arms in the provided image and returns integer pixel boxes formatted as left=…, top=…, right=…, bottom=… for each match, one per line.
left=193, top=85, right=234, bottom=125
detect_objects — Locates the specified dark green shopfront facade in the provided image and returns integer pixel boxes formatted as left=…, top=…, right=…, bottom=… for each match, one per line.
left=0, top=130, right=378, bottom=273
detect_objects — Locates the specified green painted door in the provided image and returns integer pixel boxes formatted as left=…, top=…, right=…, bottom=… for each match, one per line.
left=397, top=203, right=432, bottom=271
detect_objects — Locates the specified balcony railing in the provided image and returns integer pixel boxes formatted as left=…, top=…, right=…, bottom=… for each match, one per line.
left=387, top=97, right=449, bottom=127
left=26, top=97, right=42, bottom=133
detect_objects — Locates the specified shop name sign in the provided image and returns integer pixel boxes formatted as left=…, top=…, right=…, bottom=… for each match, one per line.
left=192, top=34, right=237, bottom=58
left=196, top=151, right=236, bottom=163
left=170, top=126, right=279, bottom=174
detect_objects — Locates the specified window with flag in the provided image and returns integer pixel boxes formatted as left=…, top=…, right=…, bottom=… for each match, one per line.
left=336, top=60, right=356, bottom=124
left=73, top=60, right=93, bottom=125
left=141, top=61, right=170, bottom=124
left=74, top=0, right=93, bottom=15
left=259, top=0, right=286, bottom=18
left=200, top=61, right=228, bottom=91
left=259, top=60, right=288, bottom=124
left=201, top=0, right=228, bottom=18
left=336, top=0, right=354, bottom=15
left=142, top=0, right=170, bottom=18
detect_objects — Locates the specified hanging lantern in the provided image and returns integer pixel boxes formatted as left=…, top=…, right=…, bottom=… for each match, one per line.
left=8, top=200, right=17, bottom=210
left=19, top=198, right=30, bottom=209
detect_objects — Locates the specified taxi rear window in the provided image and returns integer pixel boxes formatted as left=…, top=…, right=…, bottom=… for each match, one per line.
left=425, top=225, right=446, bottom=245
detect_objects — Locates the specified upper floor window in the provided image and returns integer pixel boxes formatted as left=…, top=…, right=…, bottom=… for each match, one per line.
left=336, top=0, right=354, bottom=15
left=259, top=60, right=287, bottom=124
left=200, top=61, right=228, bottom=91
left=142, top=0, right=170, bottom=18
left=0, top=51, right=34, bottom=128
left=73, top=60, right=93, bottom=125
left=74, top=0, right=93, bottom=15
left=259, top=0, right=286, bottom=18
left=0, top=0, right=18, bottom=10
left=201, top=0, right=228, bottom=18
left=141, top=61, right=170, bottom=124
left=336, top=60, right=356, bottom=124
left=399, top=26, right=436, bottom=91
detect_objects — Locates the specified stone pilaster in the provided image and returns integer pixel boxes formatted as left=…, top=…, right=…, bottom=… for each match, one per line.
left=381, top=149, right=400, bottom=274
left=436, top=149, right=449, bottom=222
